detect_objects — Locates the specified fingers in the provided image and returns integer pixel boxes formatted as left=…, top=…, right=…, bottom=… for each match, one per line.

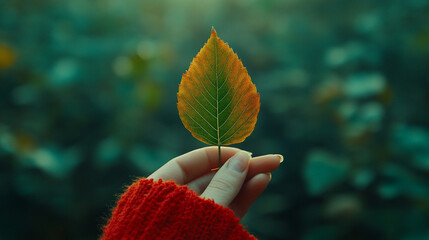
left=187, top=154, right=282, bottom=194
left=230, top=173, right=271, bottom=218
left=246, top=154, right=282, bottom=180
left=187, top=171, right=216, bottom=195
left=200, top=151, right=250, bottom=206
left=148, top=146, right=241, bottom=185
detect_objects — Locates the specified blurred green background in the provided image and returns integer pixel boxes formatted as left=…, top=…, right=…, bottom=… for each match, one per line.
left=1, top=0, right=429, bottom=239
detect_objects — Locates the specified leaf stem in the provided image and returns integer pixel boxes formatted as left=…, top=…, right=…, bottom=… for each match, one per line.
left=218, top=145, right=221, bottom=168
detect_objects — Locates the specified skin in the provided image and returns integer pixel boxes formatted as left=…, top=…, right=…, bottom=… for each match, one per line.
left=149, top=146, right=282, bottom=219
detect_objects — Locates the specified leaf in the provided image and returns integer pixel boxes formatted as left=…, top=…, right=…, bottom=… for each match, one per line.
left=177, top=28, right=260, bottom=154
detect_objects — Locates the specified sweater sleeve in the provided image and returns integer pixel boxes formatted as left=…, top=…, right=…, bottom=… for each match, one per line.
left=101, top=178, right=257, bottom=240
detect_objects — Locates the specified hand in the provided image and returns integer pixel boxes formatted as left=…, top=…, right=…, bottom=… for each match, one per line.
left=148, top=146, right=282, bottom=218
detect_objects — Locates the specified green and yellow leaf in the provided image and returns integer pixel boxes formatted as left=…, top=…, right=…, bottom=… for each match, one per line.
left=177, top=28, right=260, bottom=148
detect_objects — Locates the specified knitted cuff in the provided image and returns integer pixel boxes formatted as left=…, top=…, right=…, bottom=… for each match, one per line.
left=102, top=178, right=256, bottom=240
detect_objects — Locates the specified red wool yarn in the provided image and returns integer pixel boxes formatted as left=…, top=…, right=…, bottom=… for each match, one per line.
left=101, top=178, right=257, bottom=240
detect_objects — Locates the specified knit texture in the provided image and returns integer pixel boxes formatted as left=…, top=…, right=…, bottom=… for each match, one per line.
left=101, top=178, right=257, bottom=240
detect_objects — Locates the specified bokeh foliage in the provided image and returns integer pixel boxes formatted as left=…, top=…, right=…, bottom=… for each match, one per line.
left=1, top=0, right=428, bottom=239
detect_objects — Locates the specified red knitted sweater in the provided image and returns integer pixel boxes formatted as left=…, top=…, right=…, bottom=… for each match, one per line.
left=101, top=178, right=257, bottom=240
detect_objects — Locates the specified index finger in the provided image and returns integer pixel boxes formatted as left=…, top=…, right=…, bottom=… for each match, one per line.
left=148, top=146, right=243, bottom=185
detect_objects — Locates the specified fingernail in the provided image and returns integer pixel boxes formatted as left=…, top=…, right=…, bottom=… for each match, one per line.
left=244, top=150, right=253, bottom=156
left=227, top=151, right=250, bottom=173
left=265, top=172, right=272, bottom=180
left=276, top=154, right=284, bottom=163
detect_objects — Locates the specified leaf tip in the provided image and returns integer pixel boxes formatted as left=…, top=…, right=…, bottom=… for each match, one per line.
left=211, top=27, right=217, bottom=37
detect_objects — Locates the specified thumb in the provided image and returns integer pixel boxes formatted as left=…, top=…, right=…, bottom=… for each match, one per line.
left=201, top=151, right=250, bottom=206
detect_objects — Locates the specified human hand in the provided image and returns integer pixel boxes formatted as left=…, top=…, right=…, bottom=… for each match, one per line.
left=148, top=146, right=282, bottom=218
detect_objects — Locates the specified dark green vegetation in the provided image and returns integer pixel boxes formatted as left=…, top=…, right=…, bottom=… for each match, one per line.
left=1, top=0, right=428, bottom=239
